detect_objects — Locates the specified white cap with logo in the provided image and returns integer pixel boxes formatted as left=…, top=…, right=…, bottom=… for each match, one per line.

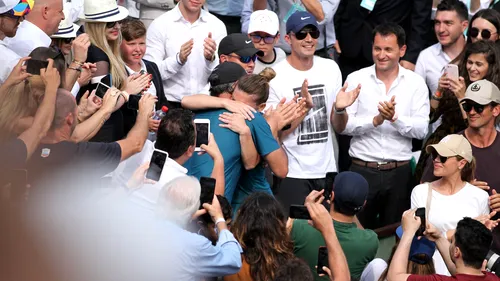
left=426, top=134, right=473, bottom=163
left=461, top=79, right=500, bottom=105
left=248, top=9, right=279, bottom=36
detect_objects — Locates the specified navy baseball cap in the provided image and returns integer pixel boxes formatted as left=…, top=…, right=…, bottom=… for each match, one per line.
left=208, top=62, right=247, bottom=88
left=332, top=172, right=368, bottom=215
left=396, top=226, right=436, bottom=264
left=286, top=11, right=319, bottom=34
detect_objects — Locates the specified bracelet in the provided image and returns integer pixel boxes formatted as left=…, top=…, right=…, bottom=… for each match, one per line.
left=214, top=217, right=225, bottom=226
left=68, top=66, right=82, bottom=72
left=334, top=106, right=346, bottom=115
left=72, top=60, right=84, bottom=66
left=176, top=52, right=184, bottom=66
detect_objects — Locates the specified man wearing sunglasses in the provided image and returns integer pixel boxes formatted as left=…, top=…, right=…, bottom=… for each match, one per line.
left=267, top=11, right=345, bottom=216
left=218, top=33, right=264, bottom=74
left=247, top=10, right=286, bottom=74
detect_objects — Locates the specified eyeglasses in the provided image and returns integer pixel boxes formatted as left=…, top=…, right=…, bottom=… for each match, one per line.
left=106, top=21, right=119, bottom=29
left=228, top=54, right=258, bottom=64
left=469, top=27, right=497, bottom=40
left=431, top=151, right=451, bottom=164
left=461, top=101, right=486, bottom=114
left=250, top=34, right=277, bottom=44
left=62, top=37, right=75, bottom=44
left=293, top=29, right=320, bottom=40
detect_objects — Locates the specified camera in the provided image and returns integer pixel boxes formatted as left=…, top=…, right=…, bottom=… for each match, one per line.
left=486, top=250, right=500, bottom=276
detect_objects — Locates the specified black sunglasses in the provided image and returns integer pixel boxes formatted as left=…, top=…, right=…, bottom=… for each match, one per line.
left=461, top=101, right=485, bottom=113
left=106, top=21, right=118, bottom=28
left=62, top=37, right=75, bottom=44
left=293, top=29, right=320, bottom=40
left=228, top=54, right=258, bottom=64
left=469, top=27, right=496, bottom=40
left=250, top=34, right=277, bottom=44
left=431, top=151, right=451, bottom=164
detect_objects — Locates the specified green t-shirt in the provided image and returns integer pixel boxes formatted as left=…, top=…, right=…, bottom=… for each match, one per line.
left=291, top=219, right=379, bottom=280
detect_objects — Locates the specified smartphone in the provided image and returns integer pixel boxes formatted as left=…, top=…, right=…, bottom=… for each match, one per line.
left=445, top=64, right=459, bottom=79
left=26, top=59, right=49, bottom=75
left=415, top=207, right=426, bottom=237
left=100, top=73, right=112, bottom=88
left=145, top=149, right=168, bottom=181
left=95, top=82, right=110, bottom=99
left=289, top=205, right=312, bottom=220
left=128, top=94, right=142, bottom=110
left=324, top=172, right=336, bottom=202
left=317, top=246, right=329, bottom=275
left=199, top=177, right=216, bottom=209
left=194, top=119, right=210, bottom=152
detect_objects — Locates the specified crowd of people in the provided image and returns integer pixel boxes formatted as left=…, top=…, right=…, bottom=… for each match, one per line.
left=1, top=0, right=500, bottom=280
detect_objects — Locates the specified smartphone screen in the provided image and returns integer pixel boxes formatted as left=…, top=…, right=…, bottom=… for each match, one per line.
left=199, top=177, right=216, bottom=209
left=26, top=59, right=49, bottom=75
left=289, top=205, right=312, bottom=220
left=145, top=150, right=168, bottom=181
left=195, top=121, right=209, bottom=151
left=95, top=82, right=110, bottom=99
left=415, top=207, right=426, bottom=236
left=100, top=74, right=112, bottom=88
left=317, top=246, right=329, bottom=275
left=128, top=94, right=142, bottom=110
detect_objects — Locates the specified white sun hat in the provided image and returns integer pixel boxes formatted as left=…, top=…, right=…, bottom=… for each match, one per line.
left=79, top=0, right=129, bottom=23
left=52, top=4, right=79, bottom=39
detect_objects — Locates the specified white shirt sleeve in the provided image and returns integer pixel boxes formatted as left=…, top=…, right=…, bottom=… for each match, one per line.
left=343, top=74, right=378, bottom=136
left=390, top=77, right=430, bottom=139
left=144, top=19, right=183, bottom=81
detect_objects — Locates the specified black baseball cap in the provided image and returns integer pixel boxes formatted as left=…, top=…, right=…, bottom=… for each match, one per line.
left=218, top=33, right=264, bottom=57
left=208, top=62, right=247, bottom=87
left=333, top=172, right=368, bottom=215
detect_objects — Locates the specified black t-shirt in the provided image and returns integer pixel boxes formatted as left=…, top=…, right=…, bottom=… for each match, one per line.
left=77, top=45, right=124, bottom=143
left=0, top=139, right=28, bottom=187
left=26, top=141, right=122, bottom=185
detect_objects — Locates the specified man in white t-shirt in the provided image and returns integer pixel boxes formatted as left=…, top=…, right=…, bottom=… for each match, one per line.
left=112, top=108, right=225, bottom=211
left=267, top=11, right=356, bottom=216
left=247, top=9, right=286, bottom=74
left=332, top=23, right=430, bottom=229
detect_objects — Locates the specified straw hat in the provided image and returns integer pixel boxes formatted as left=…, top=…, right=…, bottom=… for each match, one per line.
left=78, top=0, right=128, bottom=23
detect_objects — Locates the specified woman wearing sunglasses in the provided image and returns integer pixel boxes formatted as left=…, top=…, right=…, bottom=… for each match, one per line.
left=411, top=134, right=489, bottom=275
left=417, top=40, right=500, bottom=182
left=467, top=8, right=500, bottom=43
left=77, top=0, right=151, bottom=142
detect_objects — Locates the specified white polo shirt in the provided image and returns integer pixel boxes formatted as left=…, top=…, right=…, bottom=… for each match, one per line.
left=144, top=4, right=227, bottom=102
left=3, top=20, right=52, bottom=57
left=343, top=65, right=430, bottom=162
left=415, top=43, right=452, bottom=94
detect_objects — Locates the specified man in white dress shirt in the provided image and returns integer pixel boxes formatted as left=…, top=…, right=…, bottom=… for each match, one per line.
left=416, top=0, right=468, bottom=95
left=332, top=23, right=430, bottom=229
left=144, top=0, right=227, bottom=108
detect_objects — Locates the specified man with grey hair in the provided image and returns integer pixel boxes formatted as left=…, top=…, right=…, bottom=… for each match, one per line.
left=156, top=176, right=243, bottom=279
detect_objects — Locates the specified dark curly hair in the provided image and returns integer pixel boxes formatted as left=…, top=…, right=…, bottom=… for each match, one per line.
left=232, top=192, right=294, bottom=281
left=455, top=217, right=492, bottom=269
left=156, top=108, right=195, bottom=159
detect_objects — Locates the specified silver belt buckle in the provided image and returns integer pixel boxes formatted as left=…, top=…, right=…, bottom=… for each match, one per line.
left=377, top=161, right=388, bottom=170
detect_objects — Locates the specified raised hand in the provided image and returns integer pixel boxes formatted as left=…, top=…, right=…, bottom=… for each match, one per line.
left=199, top=133, right=223, bottom=162
left=101, top=88, right=121, bottom=113
left=40, top=58, right=61, bottom=88
left=179, top=39, right=194, bottom=64
left=448, top=76, right=466, bottom=100
left=300, top=79, right=314, bottom=109
left=3, top=57, right=31, bottom=87
left=490, top=189, right=500, bottom=213
left=125, top=73, right=151, bottom=95
left=78, top=62, right=96, bottom=87
left=334, top=82, right=361, bottom=111
left=222, top=99, right=256, bottom=120
left=204, top=32, right=217, bottom=61
left=72, top=33, right=91, bottom=63
left=401, top=209, right=421, bottom=235
left=378, top=95, right=397, bottom=121
left=138, top=93, right=157, bottom=116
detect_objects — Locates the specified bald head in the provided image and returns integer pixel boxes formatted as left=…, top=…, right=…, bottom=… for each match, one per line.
left=51, top=89, right=77, bottom=131
left=26, top=0, right=64, bottom=36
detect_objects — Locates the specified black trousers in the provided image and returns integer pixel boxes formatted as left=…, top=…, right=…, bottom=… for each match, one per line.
left=350, top=163, right=413, bottom=229
left=274, top=175, right=337, bottom=217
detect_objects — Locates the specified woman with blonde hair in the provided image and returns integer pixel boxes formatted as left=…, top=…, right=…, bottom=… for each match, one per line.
left=78, top=0, right=150, bottom=142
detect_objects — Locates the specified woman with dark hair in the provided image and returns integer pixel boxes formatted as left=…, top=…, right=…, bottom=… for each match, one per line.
left=225, top=192, right=294, bottom=281
left=467, top=9, right=500, bottom=43
left=416, top=40, right=500, bottom=182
